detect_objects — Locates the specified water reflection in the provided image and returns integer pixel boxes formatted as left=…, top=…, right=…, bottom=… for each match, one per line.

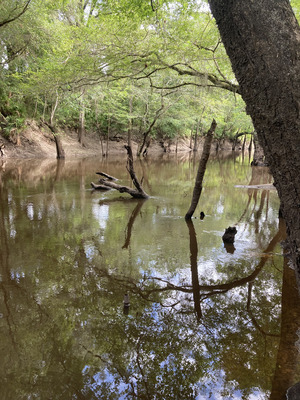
left=0, top=154, right=299, bottom=399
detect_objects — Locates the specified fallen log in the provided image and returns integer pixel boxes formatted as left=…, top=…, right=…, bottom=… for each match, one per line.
left=235, top=184, right=275, bottom=190
left=91, top=145, right=149, bottom=199
left=97, top=179, right=149, bottom=199
left=91, top=182, right=112, bottom=191
left=96, top=172, right=118, bottom=181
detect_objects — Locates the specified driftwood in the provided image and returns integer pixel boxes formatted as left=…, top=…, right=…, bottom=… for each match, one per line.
left=235, top=184, right=275, bottom=190
left=96, top=172, right=118, bottom=181
left=93, top=179, right=148, bottom=198
left=91, top=145, right=149, bottom=199
left=91, top=182, right=111, bottom=191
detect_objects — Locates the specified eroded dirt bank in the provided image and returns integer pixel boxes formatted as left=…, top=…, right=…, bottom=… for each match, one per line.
left=0, top=120, right=234, bottom=159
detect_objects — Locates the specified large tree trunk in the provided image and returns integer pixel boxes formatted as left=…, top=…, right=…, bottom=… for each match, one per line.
left=251, top=132, right=266, bottom=166
left=269, top=254, right=300, bottom=399
left=208, top=0, right=300, bottom=280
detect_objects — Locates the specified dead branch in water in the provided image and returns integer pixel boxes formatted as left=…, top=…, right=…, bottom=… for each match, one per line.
left=91, top=145, right=149, bottom=199
left=96, top=172, right=118, bottom=181
left=185, top=119, right=217, bottom=220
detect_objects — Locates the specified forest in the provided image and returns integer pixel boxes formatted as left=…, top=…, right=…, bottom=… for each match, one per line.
left=0, top=0, right=258, bottom=152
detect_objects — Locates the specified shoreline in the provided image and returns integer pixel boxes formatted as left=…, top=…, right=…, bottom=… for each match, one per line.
left=0, top=120, right=236, bottom=160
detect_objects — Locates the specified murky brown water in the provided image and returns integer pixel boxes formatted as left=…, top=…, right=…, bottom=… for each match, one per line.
left=0, top=152, right=299, bottom=399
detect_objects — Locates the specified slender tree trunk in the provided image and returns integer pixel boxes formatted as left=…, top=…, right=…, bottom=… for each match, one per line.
left=193, top=119, right=200, bottom=152
left=45, top=92, right=65, bottom=159
left=185, top=119, right=217, bottom=220
left=137, top=98, right=166, bottom=157
left=44, top=122, right=65, bottom=159
left=248, top=135, right=253, bottom=154
left=242, top=134, right=246, bottom=153
left=78, top=89, right=85, bottom=146
left=42, top=96, right=47, bottom=122
left=190, top=123, right=195, bottom=149
left=128, top=96, right=133, bottom=147
left=106, top=114, right=110, bottom=157
left=208, top=0, right=300, bottom=280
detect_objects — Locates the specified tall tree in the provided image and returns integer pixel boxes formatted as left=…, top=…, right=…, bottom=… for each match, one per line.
left=207, top=0, right=300, bottom=281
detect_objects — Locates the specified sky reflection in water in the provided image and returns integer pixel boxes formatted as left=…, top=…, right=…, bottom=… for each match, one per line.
left=0, top=153, right=299, bottom=399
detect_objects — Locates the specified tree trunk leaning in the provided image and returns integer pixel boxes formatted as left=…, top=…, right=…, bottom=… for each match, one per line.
left=44, top=121, right=65, bottom=159
left=208, top=0, right=300, bottom=282
left=185, top=119, right=217, bottom=220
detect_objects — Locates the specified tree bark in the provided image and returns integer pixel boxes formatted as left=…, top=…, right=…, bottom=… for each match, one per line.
left=208, top=0, right=300, bottom=280
left=269, top=253, right=300, bottom=399
left=43, top=122, right=65, bottom=159
left=185, top=119, right=217, bottom=220
left=251, top=132, right=266, bottom=166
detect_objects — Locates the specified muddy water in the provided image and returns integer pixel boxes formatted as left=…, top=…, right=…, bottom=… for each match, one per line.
left=0, top=153, right=299, bottom=399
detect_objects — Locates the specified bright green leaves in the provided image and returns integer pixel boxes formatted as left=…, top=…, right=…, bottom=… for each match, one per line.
left=0, top=0, right=252, bottom=143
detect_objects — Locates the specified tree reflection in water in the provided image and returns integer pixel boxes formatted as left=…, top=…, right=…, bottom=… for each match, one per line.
left=0, top=157, right=299, bottom=399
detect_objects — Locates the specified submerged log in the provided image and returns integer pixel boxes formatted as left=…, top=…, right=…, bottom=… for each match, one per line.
left=222, top=226, right=237, bottom=244
left=91, top=145, right=149, bottom=199
left=97, top=179, right=148, bottom=198
left=91, top=182, right=111, bottom=191
left=96, top=172, right=118, bottom=181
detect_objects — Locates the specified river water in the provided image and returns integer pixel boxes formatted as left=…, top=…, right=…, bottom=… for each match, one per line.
left=0, top=152, right=299, bottom=399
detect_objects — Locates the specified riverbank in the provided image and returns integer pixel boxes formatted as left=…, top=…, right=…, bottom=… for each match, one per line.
left=0, top=119, right=234, bottom=159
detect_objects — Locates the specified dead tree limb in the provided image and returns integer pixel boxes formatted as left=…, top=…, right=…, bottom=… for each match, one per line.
left=125, top=145, right=149, bottom=198
left=96, top=172, right=118, bottom=181
left=185, top=119, right=217, bottom=220
left=91, top=182, right=111, bottom=191
left=91, top=145, right=149, bottom=199
left=93, top=179, right=148, bottom=198
left=136, top=103, right=166, bottom=157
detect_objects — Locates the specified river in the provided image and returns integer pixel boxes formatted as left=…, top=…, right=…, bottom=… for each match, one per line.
left=0, top=152, right=299, bottom=399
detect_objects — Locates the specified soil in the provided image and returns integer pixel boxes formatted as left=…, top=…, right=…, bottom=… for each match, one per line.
left=0, top=120, right=234, bottom=159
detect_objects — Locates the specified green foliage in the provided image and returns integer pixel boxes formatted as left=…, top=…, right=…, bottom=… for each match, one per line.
left=0, top=0, right=254, bottom=142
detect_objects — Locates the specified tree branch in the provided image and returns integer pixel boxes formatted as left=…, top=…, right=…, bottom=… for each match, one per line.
left=0, top=0, right=32, bottom=28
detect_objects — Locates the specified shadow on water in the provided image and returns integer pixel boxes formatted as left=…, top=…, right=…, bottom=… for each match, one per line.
left=0, top=153, right=300, bottom=399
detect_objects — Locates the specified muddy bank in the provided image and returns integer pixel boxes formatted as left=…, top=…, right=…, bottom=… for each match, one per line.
left=0, top=120, right=235, bottom=159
